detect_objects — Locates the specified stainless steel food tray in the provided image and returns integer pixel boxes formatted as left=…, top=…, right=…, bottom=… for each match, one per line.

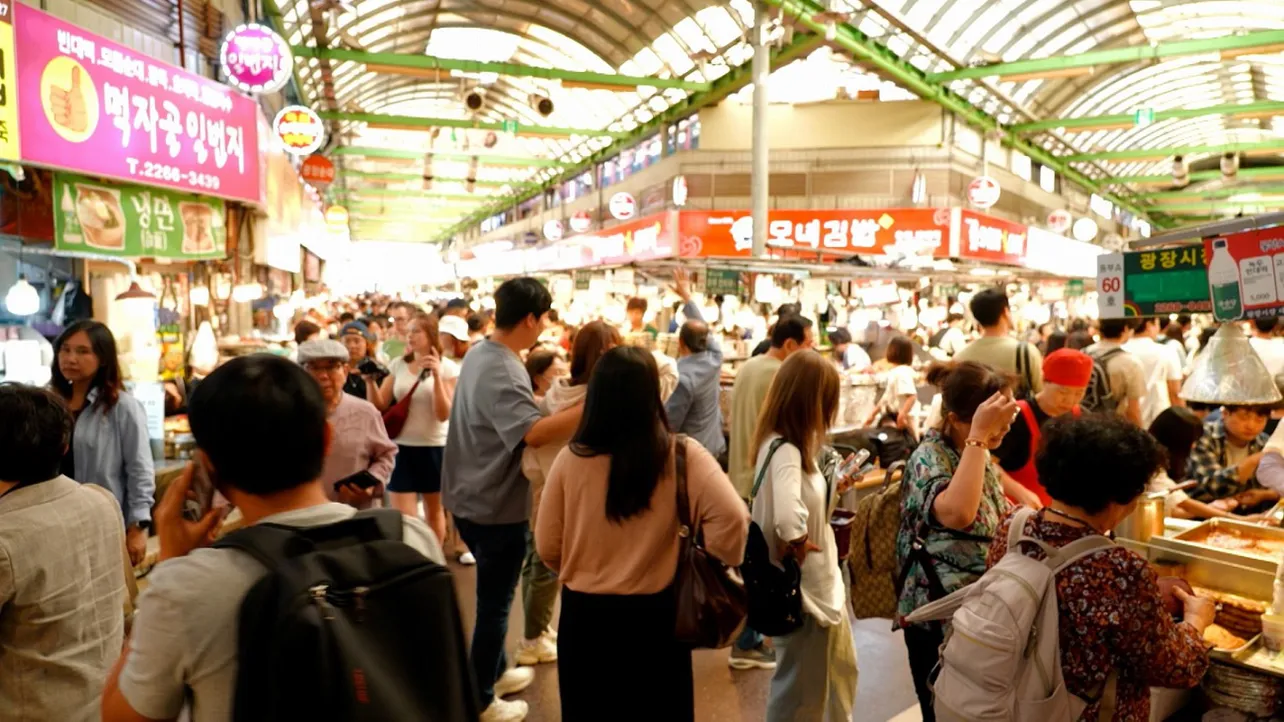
left=1149, top=518, right=1284, bottom=575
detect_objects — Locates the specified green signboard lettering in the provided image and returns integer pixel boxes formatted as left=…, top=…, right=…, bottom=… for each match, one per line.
left=705, top=268, right=742, bottom=297
left=54, top=172, right=227, bottom=259
left=1096, top=248, right=1211, bottom=318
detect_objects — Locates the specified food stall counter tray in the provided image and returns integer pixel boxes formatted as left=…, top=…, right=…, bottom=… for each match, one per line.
left=1149, top=518, right=1284, bottom=575
left=1224, top=636, right=1284, bottom=679
left=1212, top=633, right=1261, bottom=661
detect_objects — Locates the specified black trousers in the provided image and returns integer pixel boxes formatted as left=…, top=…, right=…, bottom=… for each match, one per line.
left=904, top=623, right=945, bottom=722
left=558, top=586, right=694, bottom=722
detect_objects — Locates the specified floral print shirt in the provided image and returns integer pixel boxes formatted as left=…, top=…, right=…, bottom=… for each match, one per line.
left=895, top=429, right=1009, bottom=627
left=988, top=510, right=1209, bottom=721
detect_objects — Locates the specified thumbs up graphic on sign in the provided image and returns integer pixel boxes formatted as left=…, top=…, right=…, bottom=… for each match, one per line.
left=49, top=66, right=89, bottom=133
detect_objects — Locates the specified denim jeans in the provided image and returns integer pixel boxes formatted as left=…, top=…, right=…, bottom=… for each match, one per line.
left=736, top=624, right=764, bottom=651
left=520, top=529, right=559, bottom=639
left=454, top=517, right=528, bottom=707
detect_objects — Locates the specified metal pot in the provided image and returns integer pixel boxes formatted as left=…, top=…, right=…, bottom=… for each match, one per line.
left=1114, top=490, right=1168, bottom=543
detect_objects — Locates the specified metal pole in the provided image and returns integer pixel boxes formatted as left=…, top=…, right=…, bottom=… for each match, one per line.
left=750, top=1, right=769, bottom=258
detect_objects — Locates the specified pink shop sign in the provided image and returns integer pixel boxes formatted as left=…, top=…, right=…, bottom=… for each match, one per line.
left=16, top=4, right=262, bottom=204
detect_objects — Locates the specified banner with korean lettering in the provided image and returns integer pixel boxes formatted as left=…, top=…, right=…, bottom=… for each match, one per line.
left=677, top=209, right=951, bottom=259
left=0, top=0, right=19, bottom=161
left=53, top=172, right=226, bottom=259
left=14, top=4, right=260, bottom=204
left=1096, top=247, right=1210, bottom=319
left=956, top=210, right=1027, bottom=265
left=1203, top=226, right=1284, bottom=322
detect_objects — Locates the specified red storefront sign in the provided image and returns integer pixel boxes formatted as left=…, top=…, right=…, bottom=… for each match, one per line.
left=300, top=154, right=335, bottom=188
left=957, top=210, right=1027, bottom=265
left=678, top=208, right=951, bottom=259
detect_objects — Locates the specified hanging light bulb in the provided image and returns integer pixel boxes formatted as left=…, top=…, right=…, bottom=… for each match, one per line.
left=4, top=275, right=39, bottom=316
left=231, top=282, right=264, bottom=303
left=189, top=285, right=210, bottom=306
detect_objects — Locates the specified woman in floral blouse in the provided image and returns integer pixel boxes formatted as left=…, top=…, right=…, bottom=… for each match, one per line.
left=896, top=361, right=1021, bottom=722
left=989, top=414, right=1212, bottom=721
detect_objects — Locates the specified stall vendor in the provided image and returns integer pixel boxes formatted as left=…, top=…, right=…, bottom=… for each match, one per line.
left=1186, top=404, right=1276, bottom=509
left=992, top=349, right=1092, bottom=506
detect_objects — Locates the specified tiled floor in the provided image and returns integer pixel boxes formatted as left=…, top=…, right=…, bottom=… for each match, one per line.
left=450, top=562, right=921, bottom=722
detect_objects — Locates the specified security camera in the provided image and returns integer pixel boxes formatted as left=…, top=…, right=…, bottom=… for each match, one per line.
left=1172, top=155, right=1189, bottom=187
left=1221, top=152, right=1239, bottom=180
left=465, top=91, right=484, bottom=112
left=530, top=95, right=554, bottom=117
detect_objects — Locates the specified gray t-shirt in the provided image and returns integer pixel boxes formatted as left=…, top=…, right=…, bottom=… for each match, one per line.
left=441, top=339, right=544, bottom=525
left=117, top=503, right=444, bottom=722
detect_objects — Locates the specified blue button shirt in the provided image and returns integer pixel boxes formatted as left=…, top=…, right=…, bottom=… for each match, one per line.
left=666, top=301, right=726, bottom=457
left=71, top=387, right=155, bottom=525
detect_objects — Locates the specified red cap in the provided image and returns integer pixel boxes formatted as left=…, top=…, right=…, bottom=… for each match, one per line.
left=1043, top=349, right=1093, bottom=388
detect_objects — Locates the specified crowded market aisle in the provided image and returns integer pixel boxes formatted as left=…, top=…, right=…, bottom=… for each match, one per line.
left=445, top=559, right=920, bottom=722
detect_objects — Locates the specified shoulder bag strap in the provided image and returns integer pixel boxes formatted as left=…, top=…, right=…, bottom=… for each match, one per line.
left=674, top=435, right=694, bottom=536
left=750, top=437, right=788, bottom=500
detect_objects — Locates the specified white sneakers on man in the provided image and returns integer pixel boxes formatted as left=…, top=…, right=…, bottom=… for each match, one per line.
left=514, top=632, right=558, bottom=665
left=493, top=666, right=535, bottom=697
left=480, top=698, right=528, bottom=722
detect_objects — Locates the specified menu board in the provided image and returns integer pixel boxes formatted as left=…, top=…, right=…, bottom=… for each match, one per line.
left=1096, top=247, right=1211, bottom=318
left=705, top=268, right=743, bottom=297
left=678, top=208, right=950, bottom=259
left=1204, top=226, right=1284, bottom=322
left=54, top=172, right=226, bottom=259
left=11, top=3, right=260, bottom=204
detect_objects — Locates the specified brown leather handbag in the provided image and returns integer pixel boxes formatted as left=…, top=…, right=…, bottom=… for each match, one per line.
left=672, top=435, right=749, bottom=649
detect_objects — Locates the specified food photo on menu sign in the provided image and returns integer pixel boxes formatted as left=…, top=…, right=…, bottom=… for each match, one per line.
left=53, top=172, right=226, bottom=259
left=13, top=3, right=261, bottom=204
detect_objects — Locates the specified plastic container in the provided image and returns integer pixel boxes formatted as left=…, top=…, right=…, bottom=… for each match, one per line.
left=1261, top=613, right=1284, bottom=653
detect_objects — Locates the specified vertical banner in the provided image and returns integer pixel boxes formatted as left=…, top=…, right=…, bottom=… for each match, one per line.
left=0, top=0, right=18, bottom=161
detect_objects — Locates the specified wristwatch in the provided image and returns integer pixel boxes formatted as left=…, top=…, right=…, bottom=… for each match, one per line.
left=131, top=520, right=152, bottom=533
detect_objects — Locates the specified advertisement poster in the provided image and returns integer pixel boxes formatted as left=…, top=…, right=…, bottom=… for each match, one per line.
left=677, top=208, right=950, bottom=259
left=14, top=4, right=261, bottom=203
left=54, top=172, right=226, bottom=259
left=1096, top=248, right=1211, bottom=319
left=0, top=0, right=19, bottom=161
left=1204, top=226, right=1284, bottom=322
left=957, top=210, right=1027, bottom=266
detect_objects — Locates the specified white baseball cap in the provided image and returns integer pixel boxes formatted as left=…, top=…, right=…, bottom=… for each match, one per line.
left=439, top=315, right=469, bottom=342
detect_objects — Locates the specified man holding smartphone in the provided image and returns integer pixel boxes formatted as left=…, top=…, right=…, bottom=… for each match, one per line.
left=299, top=339, right=398, bottom=508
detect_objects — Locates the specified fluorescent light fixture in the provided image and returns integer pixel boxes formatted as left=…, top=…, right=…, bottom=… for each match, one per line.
left=1003, top=66, right=1095, bottom=83
left=425, top=28, right=520, bottom=63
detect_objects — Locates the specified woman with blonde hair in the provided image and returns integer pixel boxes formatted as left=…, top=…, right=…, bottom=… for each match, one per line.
left=373, top=312, right=458, bottom=543
left=751, top=350, right=858, bottom=722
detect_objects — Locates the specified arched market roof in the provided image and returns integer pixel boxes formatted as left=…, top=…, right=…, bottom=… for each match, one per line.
left=278, top=0, right=1284, bottom=240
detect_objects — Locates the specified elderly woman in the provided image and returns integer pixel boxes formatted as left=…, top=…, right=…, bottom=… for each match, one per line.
left=298, top=339, right=397, bottom=508
left=989, top=414, right=1212, bottom=721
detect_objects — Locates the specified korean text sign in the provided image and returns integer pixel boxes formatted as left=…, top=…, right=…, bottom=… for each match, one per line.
left=54, top=172, right=226, bottom=259
left=678, top=209, right=950, bottom=259
left=1203, top=227, right=1284, bottom=322
left=14, top=4, right=261, bottom=204
left=1096, top=247, right=1210, bottom=319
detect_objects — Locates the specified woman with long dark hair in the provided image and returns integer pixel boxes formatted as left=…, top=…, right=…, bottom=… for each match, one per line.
left=50, top=320, right=155, bottom=566
left=535, top=346, right=748, bottom=721
left=1148, top=407, right=1266, bottom=520
left=372, top=313, right=457, bottom=543
left=517, top=321, right=618, bottom=667
left=752, top=351, right=858, bottom=721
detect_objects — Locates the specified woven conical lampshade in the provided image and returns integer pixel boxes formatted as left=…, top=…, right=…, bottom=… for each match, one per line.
left=1181, top=323, right=1282, bottom=405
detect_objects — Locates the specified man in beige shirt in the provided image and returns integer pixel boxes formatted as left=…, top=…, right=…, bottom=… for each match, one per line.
left=727, top=314, right=813, bottom=671
left=1085, top=318, right=1146, bottom=426
left=954, top=287, right=1044, bottom=395
left=0, top=385, right=127, bottom=722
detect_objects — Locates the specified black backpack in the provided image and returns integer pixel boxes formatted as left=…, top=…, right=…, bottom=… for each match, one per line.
left=213, top=509, right=479, bottom=722
left=1081, top=348, right=1124, bottom=414
left=740, top=439, right=805, bottom=637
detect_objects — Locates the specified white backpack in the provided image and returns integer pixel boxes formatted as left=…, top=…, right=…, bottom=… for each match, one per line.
left=905, top=508, right=1119, bottom=722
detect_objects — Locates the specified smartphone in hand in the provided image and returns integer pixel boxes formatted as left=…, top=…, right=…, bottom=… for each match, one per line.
left=837, top=449, right=872, bottom=480
left=183, top=461, right=216, bottom=522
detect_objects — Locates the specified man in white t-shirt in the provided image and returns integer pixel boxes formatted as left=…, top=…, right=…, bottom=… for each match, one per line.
left=1124, top=316, right=1185, bottom=427
left=1249, top=318, right=1284, bottom=377
left=101, top=355, right=445, bottom=722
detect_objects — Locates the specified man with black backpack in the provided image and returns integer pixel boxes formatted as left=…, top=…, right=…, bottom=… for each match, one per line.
left=1084, top=318, right=1146, bottom=426
left=102, top=355, right=468, bottom=722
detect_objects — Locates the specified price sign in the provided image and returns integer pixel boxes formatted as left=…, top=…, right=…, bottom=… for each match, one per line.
left=705, top=268, right=742, bottom=297
left=1097, top=248, right=1211, bottom=318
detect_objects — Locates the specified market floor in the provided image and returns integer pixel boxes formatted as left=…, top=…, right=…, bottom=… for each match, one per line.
left=449, top=560, right=921, bottom=722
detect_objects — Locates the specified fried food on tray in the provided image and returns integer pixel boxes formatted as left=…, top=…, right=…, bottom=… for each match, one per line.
left=1204, top=623, right=1249, bottom=650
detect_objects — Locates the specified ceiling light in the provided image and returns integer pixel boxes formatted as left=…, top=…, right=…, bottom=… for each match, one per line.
left=530, top=95, right=554, bottom=117
left=4, top=275, right=38, bottom=316
left=115, top=280, right=157, bottom=301
left=1003, top=66, right=1095, bottom=83
left=425, top=28, right=520, bottom=63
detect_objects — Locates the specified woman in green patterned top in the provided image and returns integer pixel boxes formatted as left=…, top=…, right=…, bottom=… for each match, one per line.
left=895, top=361, right=1020, bottom=722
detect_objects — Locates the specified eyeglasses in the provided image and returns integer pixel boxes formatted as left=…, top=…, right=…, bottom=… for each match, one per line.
left=304, top=360, right=344, bottom=375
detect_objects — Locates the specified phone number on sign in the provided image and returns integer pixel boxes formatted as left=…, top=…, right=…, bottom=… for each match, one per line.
left=125, top=159, right=222, bottom=192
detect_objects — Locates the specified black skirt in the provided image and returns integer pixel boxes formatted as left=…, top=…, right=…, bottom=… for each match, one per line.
left=558, top=585, right=693, bottom=722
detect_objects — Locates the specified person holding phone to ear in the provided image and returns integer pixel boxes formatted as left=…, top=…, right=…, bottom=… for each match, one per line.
left=300, top=340, right=397, bottom=510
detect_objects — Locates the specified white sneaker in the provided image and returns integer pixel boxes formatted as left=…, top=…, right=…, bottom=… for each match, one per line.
left=514, top=635, right=557, bottom=665
left=493, top=666, right=535, bottom=697
left=480, top=698, right=528, bottom=722
left=543, top=626, right=558, bottom=643
left=457, top=551, right=476, bottom=566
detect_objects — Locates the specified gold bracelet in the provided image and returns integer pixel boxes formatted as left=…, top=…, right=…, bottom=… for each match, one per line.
left=963, top=438, right=988, bottom=450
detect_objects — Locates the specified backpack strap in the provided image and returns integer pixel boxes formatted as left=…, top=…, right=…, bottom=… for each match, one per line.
left=750, top=438, right=788, bottom=500
left=214, top=508, right=405, bottom=572
left=1048, top=533, right=1115, bottom=572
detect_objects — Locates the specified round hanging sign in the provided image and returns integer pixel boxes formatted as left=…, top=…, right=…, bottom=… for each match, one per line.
left=1047, top=209, right=1073, bottom=235
left=543, top=219, right=564, bottom=241
left=967, top=176, right=1002, bottom=209
left=608, top=192, right=636, bottom=220
left=324, top=205, right=349, bottom=226
left=274, top=106, right=326, bottom=156
left=569, top=211, right=592, bottom=234
left=300, top=155, right=335, bottom=189
left=220, top=24, right=293, bottom=94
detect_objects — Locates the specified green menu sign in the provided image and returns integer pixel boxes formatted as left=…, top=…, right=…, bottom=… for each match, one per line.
left=1096, top=248, right=1211, bottom=318
left=705, top=268, right=743, bottom=297
left=54, top=173, right=227, bottom=259
left=574, top=270, right=591, bottom=290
